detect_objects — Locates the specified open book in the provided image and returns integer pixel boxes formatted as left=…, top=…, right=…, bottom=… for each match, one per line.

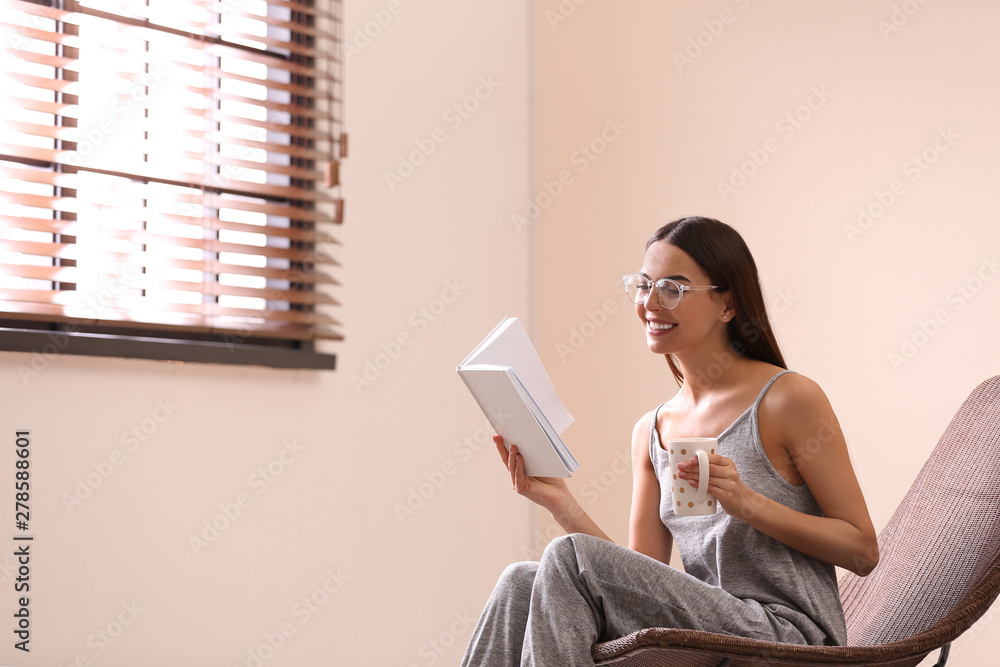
left=457, top=317, right=578, bottom=477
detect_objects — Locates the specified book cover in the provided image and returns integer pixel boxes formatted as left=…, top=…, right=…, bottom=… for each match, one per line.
left=457, top=317, right=578, bottom=477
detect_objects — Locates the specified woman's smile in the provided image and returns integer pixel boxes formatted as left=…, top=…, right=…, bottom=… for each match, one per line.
left=646, top=319, right=678, bottom=336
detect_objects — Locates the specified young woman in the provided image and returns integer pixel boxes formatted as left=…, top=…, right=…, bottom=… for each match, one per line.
left=460, top=216, right=878, bottom=667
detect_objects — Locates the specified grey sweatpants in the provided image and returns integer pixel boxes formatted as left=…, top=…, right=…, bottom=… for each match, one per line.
left=460, top=533, right=813, bottom=667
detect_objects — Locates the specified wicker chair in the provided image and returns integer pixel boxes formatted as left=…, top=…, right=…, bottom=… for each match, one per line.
left=592, top=376, right=1000, bottom=667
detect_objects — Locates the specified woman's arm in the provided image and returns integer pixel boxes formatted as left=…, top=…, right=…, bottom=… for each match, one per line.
left=494, top=436, right=612, bottom=541
left=678, top=374, right=879, bottom=576
left=628, top=411, right=674, bottom=564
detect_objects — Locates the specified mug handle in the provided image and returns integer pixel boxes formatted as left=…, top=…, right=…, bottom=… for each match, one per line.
left=694, top=449, right=710, bottom=505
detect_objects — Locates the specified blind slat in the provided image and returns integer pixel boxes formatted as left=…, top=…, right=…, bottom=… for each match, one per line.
left=6, top=71, right=76, bottom=94
left=0, top=17, right=78, bottom=49
left=0, top=280, right=336, bottom=306
left=0, top=291, right=339, bottom=324
left=0, top=215, right=77, bottom=236
left=0, top=264, right=77, bottom=282
left=0, top=211, right=335, bottom=245
left=0, top=255, right=340, bottom=286
left=0, top=260, right=339, bottom=285
left=8, top=47, right=75, bottom=70
left=2, top=104, right=331, bottom=148
left=2, top=232, right=334, bottom=265
left=1, top=97, right=74, bottom=118
left=0, top=191, right=78, bottom=215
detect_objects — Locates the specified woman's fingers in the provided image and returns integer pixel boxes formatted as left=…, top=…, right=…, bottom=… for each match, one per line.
left=494, top=435, right=530, bottom=494
left=494, top=434, right=510, bottom=467
left=676, top=455, right=752, bottom=515
left=678, top=455, right=733, bottom=487
left=507, top=445, right=517, bottom=491
left=495, top=435, right=559, bottom=503
left=510, top=444, right=525, bottom=491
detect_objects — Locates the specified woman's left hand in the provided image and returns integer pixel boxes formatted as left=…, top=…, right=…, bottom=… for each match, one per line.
left=676, top=454, right=762, bottom=521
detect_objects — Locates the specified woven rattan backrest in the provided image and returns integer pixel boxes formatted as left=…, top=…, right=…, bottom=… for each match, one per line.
left=839, top=376, right=1000, bottom=646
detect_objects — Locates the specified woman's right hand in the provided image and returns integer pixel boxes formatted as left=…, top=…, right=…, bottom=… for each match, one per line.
left=494, top=434, right=570, bottom=513
left=494, top=434, right=613, bottom=542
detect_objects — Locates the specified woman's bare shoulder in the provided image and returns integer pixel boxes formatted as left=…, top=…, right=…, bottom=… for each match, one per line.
left=631, top=403, right=667, bottom=463
left=764, top=370, right=829, bottom=412
left=631, top=407, right=656, bottom=444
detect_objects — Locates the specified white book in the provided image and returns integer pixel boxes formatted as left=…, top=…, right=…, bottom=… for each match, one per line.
left=457, top=317, right=578, bottom=477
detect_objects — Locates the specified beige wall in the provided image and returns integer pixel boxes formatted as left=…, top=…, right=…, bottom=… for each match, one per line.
left=2, top=1, right=998, bottom=666
left=533, top=1, right=1000, bottom=665
left=0, top=1, right=535, bottom=665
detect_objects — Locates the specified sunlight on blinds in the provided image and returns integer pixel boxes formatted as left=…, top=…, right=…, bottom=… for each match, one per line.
left=0, top=0, right=344, bottom=342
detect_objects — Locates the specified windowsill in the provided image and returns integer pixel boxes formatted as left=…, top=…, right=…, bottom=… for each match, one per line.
left=0, top=327, right=337, bottom=371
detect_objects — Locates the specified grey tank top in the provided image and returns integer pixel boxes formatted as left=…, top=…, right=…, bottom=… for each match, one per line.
left=649, top=370, right=848, bottom=645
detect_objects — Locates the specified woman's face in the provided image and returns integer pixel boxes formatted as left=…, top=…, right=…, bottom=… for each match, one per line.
left=636, top=241, right=729, bottom=356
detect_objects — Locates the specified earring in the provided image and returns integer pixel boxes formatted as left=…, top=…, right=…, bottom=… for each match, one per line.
left=722, top=315, right=729, bottom=321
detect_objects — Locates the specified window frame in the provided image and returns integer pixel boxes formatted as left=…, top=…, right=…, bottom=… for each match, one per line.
left=0, top=0, right=344, bottom=370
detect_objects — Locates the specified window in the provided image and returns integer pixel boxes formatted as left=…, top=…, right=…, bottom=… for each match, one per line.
left=0, top=0, right=344, bottom=369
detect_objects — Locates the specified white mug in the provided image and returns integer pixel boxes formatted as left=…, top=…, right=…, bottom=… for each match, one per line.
left=667, top=437, right=718, bottom=516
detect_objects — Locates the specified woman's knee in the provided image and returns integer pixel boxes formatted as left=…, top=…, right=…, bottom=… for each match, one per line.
left=538, top=533, right=594, bottom=572
left=538, top=533, right=621, bottom=581
left=497, top=560, right=539, bottom=593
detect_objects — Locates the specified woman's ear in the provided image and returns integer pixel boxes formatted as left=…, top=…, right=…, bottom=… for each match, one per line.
left=720, top=295, right=736, bottom=322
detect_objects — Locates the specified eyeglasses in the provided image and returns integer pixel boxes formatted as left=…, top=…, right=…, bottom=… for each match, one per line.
left=622, top=274, right=718, bottom=309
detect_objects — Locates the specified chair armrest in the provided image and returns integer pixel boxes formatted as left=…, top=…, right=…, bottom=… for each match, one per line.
left=593, top=627, right=929, bottom=665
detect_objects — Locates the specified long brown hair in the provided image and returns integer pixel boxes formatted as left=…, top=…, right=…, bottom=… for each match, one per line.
left=645, top=216, right=786, bottom=386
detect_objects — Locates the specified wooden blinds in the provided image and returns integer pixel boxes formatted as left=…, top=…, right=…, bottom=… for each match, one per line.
left=0, top=0, right=344, bottom=345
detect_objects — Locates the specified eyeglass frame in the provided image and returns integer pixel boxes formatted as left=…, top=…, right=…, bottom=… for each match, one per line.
left=621, top=274, right=719, bottom=310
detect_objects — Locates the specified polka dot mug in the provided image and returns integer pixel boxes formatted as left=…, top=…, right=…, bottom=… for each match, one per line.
left=667, top=437, right=718, bottom=516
